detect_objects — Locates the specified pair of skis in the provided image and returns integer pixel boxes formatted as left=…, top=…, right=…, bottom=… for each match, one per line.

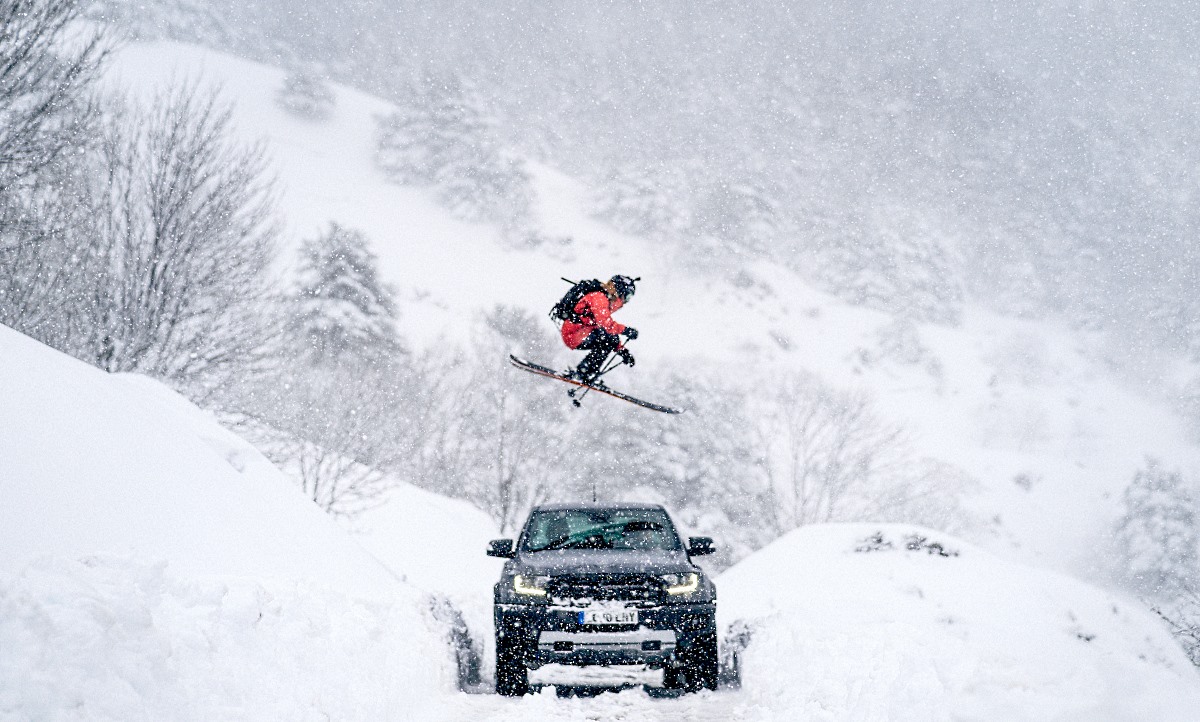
left=508, top=355, right=683, bottom=414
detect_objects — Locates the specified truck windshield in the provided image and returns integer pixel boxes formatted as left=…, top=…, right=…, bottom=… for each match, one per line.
left=523, top=509, right=682, bottom=553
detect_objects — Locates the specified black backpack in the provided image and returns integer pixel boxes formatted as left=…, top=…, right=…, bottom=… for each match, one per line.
left=550, top=278, right=604, bottom=324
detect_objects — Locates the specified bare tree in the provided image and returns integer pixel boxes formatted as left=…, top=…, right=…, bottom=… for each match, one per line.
left=0, top=0, right=106, bottom=202
left=0, top=164, right=96, bottom=346
left=233, top=362, right=416, bottom=517
left=756, top=371, right=973, bottom=535
left=1155, top=585, right=1200, bottom=668
left=0, top=0, right=107, bottom=341
left=71, top=85, right=278, bottom=398
left=757, top=374, right=899, bottom=530
left=421, top=308, right=566, bottom=533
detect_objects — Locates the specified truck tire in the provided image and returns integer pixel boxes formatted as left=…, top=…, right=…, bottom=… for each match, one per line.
left=495, top=634, right=529, bottom=696
left=683, top=631, right=718, bottom=692
left=663, top=664, right=687, bottom=690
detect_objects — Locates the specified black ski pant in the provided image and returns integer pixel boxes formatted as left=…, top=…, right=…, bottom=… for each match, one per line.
left=575, top=329, right=621, bottom=380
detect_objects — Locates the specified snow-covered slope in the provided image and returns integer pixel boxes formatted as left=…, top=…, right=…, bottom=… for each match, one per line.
left=47, top=38, right=1197, bottom=720
left=102, top=40, right=1200, bottom=585
left=718, top=523, right=1200, bottom=721
left=0, top=324, right=389, bottom=592
left=352, top=481, right=503, bottom=604
left=0, top=324, right=458, bottom=720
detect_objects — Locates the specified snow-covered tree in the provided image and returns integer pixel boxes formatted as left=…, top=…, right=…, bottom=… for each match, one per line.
left=437, top=151, right=532, bottom=228
left=690, top=179, right=780, bottom=258
left=590, top=165, right=686, bottom=239
left=1113, top=458, right=1199, bottom=600
left=375, top=73, right=474, bottom=185
left=276, top=68, right=335, bottom=120
left=232, top=228, right=417, bottom=517
left=290, top=222, right=401, bottom=365
left=375, top=73, right=531, bottom=226
left=820, top=202, right=964, bottom=325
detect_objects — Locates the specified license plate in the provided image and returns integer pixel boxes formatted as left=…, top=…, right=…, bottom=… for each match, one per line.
left=579, top=608, right=638, bottom=625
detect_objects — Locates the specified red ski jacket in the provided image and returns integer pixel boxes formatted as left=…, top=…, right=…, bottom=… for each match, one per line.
left=561, top=291, right=626, bottom=349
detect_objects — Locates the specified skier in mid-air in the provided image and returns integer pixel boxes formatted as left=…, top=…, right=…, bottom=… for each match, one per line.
left=509, top=273, right=679, bottom=413
left=556, top=274, right=639, bottom=385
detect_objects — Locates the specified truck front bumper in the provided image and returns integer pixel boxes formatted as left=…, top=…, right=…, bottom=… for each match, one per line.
left=495, top=602, right=715, bottom=670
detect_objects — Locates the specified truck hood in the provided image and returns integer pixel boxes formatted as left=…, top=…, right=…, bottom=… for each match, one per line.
left=514, top=549, right=694, bottom=576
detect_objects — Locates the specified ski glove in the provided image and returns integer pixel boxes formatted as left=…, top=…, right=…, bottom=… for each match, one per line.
left=618, top=349, right=636, bottom=367
left=623, top=327, right=639, bottom=340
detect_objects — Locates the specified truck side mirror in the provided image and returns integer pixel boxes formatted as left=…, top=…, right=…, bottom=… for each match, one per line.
left=687, top=536, right=715, bottom=556
left=487, top=539, right=515, bottom=558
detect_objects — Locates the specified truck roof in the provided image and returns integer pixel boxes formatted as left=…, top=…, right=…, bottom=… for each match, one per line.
left=532, top=501, right=666, bottom=512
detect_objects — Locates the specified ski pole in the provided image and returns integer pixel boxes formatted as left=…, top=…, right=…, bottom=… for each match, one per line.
left=570, top=352, right=619, bottom=405
left=569, top=347, right=629, bottom=405
left=593, top=355, right=622, bottom=381
left=571, top=353, right=611, bottom=404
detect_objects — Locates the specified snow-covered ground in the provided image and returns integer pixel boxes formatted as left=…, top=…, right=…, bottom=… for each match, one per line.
left=0, top=325, right=460, bottom=720
left=4, top=322, right=1199, bottom=719
left=349, top=480, right=506, bottom=685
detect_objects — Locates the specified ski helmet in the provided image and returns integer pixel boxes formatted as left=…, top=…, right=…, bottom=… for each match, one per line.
left=610, top=275, right=639, bottom=300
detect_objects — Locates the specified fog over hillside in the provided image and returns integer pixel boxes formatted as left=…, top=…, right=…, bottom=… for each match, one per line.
left=97, top=0, right=1200, bottom=366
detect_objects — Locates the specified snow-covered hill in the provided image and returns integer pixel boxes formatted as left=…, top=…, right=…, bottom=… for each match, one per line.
left=718, top=524, right=1200, bottom=721
left=102, top=39, right=1200, bottom=582
left=0, top=324, right=459, bottom=720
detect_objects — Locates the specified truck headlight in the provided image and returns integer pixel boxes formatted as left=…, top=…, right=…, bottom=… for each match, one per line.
left=513, top=574, right=550, bottom=597
left=661, top=572, right=700, bottom=596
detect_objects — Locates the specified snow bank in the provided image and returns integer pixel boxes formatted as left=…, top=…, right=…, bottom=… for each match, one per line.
left=0, top=325, right=391, bottom=593
left=0, top=325, right=456, bottom=719
left=0, top=555, right=452, bottom=722
left=351, top=482, right=506, bottom=679
left=718, top=523, right=1200, bottom=721
left=351, top=482, right=503, bottom=605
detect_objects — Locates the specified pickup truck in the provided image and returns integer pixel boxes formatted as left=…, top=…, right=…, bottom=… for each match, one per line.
left=487, top=502, right=718, bottom=695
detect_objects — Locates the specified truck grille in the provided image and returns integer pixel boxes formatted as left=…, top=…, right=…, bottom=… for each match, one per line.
left=548, top=574, right=663, bottom=605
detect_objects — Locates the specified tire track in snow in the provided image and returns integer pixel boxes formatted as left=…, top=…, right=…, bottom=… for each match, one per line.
left=438, top=688, right=753, bottom=722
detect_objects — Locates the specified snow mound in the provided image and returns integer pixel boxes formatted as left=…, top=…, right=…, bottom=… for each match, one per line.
left=718, top=523, right=1200, bottom=721
left=351, top=481, right=503, bottom=603
left=350, top=480, right=507, bottom=687
left=0, top=324, right=457, bottom=719
left=0, top=324, right=389, bottom=593
left=0, top=555, right=452, bottom=721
